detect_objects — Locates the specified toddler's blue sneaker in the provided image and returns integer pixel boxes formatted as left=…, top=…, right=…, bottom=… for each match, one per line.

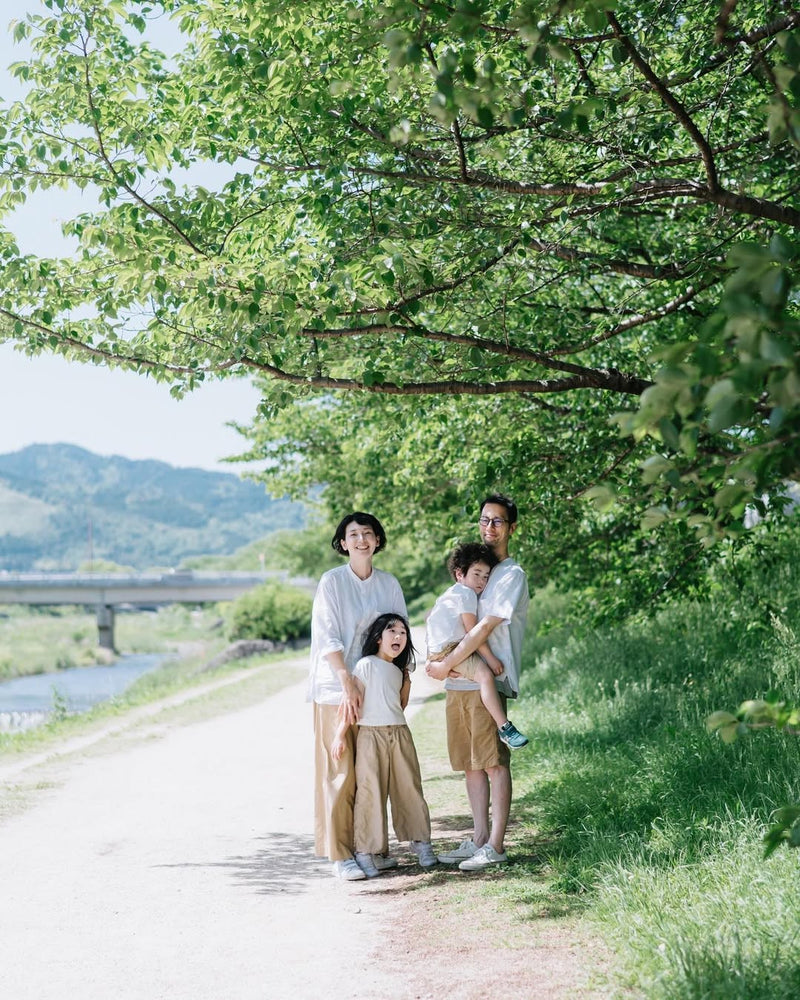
left=498, top=721, right=529, bottom=749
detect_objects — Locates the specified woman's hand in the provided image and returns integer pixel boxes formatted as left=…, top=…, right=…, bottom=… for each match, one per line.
left=331, top=737, right=346, bottom=761
left=339, top=673, right=363, bottom=727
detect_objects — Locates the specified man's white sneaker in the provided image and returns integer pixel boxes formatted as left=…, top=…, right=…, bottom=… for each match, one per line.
left=332, top=858, right=367, bottom=881
left=458, top=844, right=508, bottom=870
left=409, top=840, right=438, bottom=867
left=373, top=854, right=398, bottom=871
left=437, top=838, right=479, bottom=864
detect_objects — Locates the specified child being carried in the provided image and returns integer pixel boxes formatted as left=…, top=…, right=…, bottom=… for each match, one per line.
left=426, top=542, right=529, bottom=750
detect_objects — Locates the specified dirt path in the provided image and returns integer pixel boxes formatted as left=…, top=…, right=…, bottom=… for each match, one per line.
left=0, top=650, right=609, bottom=1000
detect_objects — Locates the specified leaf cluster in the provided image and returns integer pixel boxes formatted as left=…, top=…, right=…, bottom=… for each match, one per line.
left=0, top=1, right=799, bottom=609
left=707, top=693, right=800, bottom=855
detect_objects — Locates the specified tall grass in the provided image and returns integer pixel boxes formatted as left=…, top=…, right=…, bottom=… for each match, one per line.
left=501, top=523, right=800, bottom=996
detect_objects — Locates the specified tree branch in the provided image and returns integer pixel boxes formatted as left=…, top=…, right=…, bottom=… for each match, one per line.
left=550, top=278, right=720, bottom=355
left=606, top=11, right=720, bottom=193
left=79, top=31, right=210, bottom=258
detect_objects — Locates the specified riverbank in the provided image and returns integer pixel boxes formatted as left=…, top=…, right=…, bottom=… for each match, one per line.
left=0, top=652, right=167, bottom=733
left=0, top=603, right=226, bottom=680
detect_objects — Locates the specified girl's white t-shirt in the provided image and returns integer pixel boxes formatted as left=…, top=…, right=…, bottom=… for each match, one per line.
left=352, top=654, right=407, bottom=726
left=308, top=563, right=407, bottom=705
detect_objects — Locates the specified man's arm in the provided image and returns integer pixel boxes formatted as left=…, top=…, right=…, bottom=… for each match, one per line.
left=425, top=614, right=505, bottom=678
left=463, top=612, right=505, bottom=676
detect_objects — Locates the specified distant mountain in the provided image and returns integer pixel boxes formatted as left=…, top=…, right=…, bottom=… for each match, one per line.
left=0, top=444, right=304, bottom=571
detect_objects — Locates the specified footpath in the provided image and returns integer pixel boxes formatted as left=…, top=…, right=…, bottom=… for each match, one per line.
left=0, top=646, right=607, bottom=1000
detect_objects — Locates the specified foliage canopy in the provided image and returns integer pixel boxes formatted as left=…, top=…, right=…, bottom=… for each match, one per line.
left=1, top=1, right=799, bottom=609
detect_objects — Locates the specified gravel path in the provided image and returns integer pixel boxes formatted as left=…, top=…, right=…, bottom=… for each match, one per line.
left=0, top=650, right=609, bottom=1000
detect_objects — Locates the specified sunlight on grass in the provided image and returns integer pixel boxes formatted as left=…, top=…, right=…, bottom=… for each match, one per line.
left=485, top=523, right=800, bottom=997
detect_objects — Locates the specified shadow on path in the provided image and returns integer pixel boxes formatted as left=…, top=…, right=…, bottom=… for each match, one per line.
left=154, top=831, right=330, bottom=895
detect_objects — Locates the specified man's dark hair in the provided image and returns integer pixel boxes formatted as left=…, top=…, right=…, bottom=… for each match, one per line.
left=446, top=542, right=499, bottom=580
left=480, top=493, right=518, bottom=525
left=330, top=511, right=387, bottom=555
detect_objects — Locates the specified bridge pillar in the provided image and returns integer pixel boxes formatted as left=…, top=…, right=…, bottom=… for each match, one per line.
left=96, top=604, right=116, bottom=651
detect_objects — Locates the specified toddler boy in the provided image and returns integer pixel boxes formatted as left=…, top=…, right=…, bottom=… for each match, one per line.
left=426, top=542, right=528, bottom=749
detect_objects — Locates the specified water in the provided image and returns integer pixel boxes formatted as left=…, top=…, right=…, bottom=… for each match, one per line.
left=0, top=653, right=166, bottom=732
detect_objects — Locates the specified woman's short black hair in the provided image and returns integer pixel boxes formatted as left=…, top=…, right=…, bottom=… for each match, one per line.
left=360, top=612, right=415, bottom=672
left=331, top=511, right=388, bottom=555
left=446, top=542, right=498, bottom=580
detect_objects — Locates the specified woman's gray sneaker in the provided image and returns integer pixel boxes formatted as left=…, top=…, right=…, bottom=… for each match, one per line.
left=410, top=840, right=438, bottom=867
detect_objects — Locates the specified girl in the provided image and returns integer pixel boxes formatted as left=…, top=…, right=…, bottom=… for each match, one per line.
left=331, top=613, right=437, bottom=876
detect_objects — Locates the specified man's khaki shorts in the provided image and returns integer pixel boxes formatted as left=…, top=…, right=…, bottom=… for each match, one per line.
left=446, top=688, right=510, bottom=772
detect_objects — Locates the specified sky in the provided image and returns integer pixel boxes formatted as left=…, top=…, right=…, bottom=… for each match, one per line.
left=0, top=5, right=264, bottom=474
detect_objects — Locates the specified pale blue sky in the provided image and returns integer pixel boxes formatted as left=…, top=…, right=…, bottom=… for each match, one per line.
left=0, top=5, right=264, bottom=473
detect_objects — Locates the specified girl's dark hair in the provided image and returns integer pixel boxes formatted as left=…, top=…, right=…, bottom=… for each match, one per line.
left=446, top=541, right=498, bottom=579
left=331, top=511, right=388, bottom=555
left=361, top=612, right=415, bottom=672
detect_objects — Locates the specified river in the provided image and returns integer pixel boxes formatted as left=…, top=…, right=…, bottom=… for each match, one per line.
left=0, top=653, right=167, bottom=732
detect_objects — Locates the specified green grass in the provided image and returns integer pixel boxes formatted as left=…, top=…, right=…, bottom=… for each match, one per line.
left=413, top=523, right=800, bottom=998
left=0, top=640, right=308, bottom=761
left=0, top=602, right=307, bottom=759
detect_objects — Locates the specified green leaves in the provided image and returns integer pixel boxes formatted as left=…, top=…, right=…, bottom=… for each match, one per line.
left=0, top=0, right=797, bottom=615
left=705, top=710, right=743, bottom=745
left=707, top=694, right=800, bottom=857
left=764, top=806, right=800, bottom=858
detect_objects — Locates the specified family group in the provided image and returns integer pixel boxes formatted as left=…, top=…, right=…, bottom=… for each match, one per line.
left=307, top=494, right=530, bottom=881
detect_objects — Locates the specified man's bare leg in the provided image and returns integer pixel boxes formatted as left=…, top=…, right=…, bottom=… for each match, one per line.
left=486, top=764, right=511, bottom=853
left=465, top=764, right=512, bottom=853
left=464, top=769, right=490, bottom=848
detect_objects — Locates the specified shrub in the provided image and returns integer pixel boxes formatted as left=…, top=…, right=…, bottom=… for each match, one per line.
left=227, top=582, right=313, bottom=643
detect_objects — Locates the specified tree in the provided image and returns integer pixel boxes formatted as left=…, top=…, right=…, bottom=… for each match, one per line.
left=0, top=1, right=798, bottom=609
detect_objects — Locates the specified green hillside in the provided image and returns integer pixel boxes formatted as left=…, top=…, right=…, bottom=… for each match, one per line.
left=0, top=444, right=304, bottom=571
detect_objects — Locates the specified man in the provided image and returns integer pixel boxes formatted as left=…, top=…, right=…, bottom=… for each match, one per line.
left=425, top=493, right=529, bottom=870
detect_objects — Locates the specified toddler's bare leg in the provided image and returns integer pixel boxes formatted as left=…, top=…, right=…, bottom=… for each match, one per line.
left=474, top=662, right=509, bottom=729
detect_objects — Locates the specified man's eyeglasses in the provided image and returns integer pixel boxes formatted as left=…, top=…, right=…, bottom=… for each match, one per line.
left=479, top=516, right=508, bottom=528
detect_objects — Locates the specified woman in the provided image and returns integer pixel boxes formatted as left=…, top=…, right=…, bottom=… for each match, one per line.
left=308, top=511, right=407, bottom=880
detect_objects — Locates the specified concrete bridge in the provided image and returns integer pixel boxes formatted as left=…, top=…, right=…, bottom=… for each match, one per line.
left=0, top=571, right=315, bottom=650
